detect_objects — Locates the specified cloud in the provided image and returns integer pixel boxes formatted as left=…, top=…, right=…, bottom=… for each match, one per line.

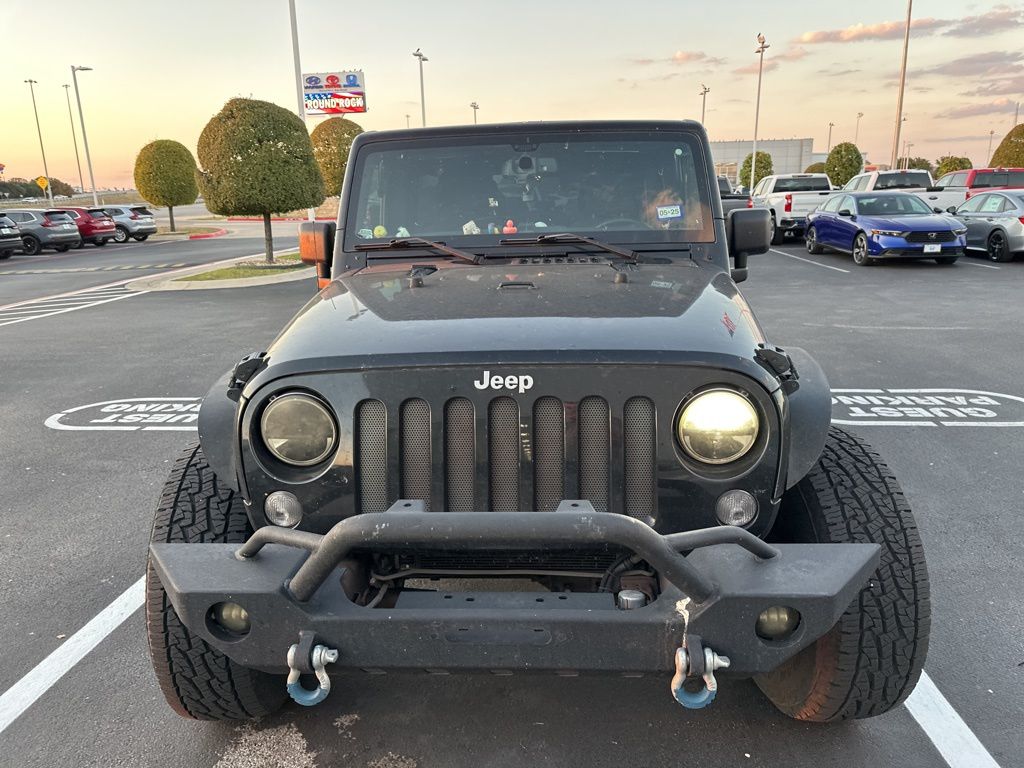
left=732, top=60, right=779, bottom=75
left=795, top=17, right=949, bottom=44
left=960, top=74, right=1024, bottom=96
left=915, top=50, right=1023, bottom=78
left=820, top=67, right=861, bottom=77
left=935, top=98, right=1021, bottom=120
left=774, top=46, right=808, bottom=62
left=630, top=51, right=726, bottom=67
left=945, top=5, right=1024, bottom=37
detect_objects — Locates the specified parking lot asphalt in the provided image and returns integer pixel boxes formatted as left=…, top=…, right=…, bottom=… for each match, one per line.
left=0, top=226, right=299, bottom=306
left=0, top=242, right=1021, bottom=767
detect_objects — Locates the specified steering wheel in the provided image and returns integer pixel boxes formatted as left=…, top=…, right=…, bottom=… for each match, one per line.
left=594, top=218, right=650, bottom=231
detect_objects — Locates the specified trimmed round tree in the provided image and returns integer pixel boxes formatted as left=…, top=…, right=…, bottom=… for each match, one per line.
left=310, top=117, right=363, bottom=196
left=991, top=124, right=1024, bottom=167
left=739, top=151, right=773, bottom=189
left=824, top=142, right=863, bottom=187
left=196, top=98, right=324, bottom=262
left=934, top=156, right=972, bottom=177
left=804, top=162, right=826, bottom=174
left=134, top=140, right=198, bottom=232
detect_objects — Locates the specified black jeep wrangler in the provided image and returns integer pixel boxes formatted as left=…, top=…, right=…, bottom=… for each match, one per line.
left=146, top=121, right=929, bottom=722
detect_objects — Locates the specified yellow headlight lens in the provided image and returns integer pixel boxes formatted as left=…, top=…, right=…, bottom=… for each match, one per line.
left=260, top=393, right=337, bottom=466
left=677, top=389, right=760, bottom=464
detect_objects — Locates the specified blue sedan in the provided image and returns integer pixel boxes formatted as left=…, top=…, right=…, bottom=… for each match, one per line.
left=805, top=191, right=967, bottom=266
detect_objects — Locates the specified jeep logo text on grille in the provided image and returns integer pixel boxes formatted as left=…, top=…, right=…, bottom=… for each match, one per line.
left=474, top=371, right=534, bottom=394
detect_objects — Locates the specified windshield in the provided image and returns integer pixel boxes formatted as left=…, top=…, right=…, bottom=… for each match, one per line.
left=875, top=171, right=932, bottom=189
left=345, top=131, right=713, bottom=250
left=857, top=194, right=933, bottom=216
left=774, top=176, right=830, bottom=192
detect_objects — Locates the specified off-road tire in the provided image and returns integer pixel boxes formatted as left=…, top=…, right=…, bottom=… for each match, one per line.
left=756, top=426, right=930, bottom=722
left=21, top=235, right=41, bottom=256
left=805, top=226, right=824, bottom=254
left=146, top=443, right=286, bottom=720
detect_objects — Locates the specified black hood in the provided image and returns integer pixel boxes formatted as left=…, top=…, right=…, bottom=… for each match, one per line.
left=256, top=261, right=770, bottom=380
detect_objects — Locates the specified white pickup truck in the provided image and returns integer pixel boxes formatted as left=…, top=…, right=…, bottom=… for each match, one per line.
left=840, top=169, right=955, bottom=207
left=749, top=173, right=834, bottom=244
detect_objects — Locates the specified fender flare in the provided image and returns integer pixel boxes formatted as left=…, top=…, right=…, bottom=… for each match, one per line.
left=784, top=347, right=831, bottom=489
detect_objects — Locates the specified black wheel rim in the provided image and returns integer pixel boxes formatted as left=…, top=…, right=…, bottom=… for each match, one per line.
left=989, top=234, right=1004, bottom=260
left=24, top=238, right=38, bottom=255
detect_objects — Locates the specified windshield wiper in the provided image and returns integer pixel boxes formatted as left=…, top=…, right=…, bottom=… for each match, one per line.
left=355, top=237, right=479, bottom=265
left=499, top=232, right=640, bottom=263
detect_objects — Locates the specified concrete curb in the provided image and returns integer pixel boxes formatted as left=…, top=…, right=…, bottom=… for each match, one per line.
left=188, top=228, right=228, bottom=240
left=227, top=216, right=334, bottom=222
left=125, top=250, right=312, bottom=292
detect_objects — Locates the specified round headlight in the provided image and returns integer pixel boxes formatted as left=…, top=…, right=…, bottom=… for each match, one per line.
left=260, top=393, right=337, bottom=466
left=677, top=389, right=760, bottom=465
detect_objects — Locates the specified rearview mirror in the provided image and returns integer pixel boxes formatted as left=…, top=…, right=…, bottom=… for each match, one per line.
left=726, top=208, right=770, bottom=283
left=299, top=221, right=336, bottom=290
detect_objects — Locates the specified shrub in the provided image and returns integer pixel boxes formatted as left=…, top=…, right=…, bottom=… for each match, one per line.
left=990, top=124, right=1024, bottom=167
left=824, top=143, right=863, bottom=187
left=310, top=117, right=363, bottom=196
left=739, top=151, right=773, bottom=188
left=134, top=140, right=198, bottom=231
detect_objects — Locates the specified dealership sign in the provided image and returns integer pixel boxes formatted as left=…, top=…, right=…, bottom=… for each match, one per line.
left=303, top=70, right=367, bottom=115
left=45, top=397, right=200, bottom=431
left=831, top=389, right=1024, bottom=427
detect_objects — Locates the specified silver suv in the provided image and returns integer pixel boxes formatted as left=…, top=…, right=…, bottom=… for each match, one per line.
left=103, top=205, right=158, bottom=243
left=4, top=209, right=82, bottom=255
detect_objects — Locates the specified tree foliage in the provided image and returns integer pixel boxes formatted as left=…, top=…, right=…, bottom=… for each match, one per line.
left=739, top=151, right=773, bottom=188
left=825, top=143, right=863, bottom=187
left=310, top=117, right=363, bottom=195
left=897, top=157, right=934, bottom=173
left=804, top=162, right=826, bottom=174
left=134, top=140, right=199, bottom=209
left=934, top=155, right=972, bottom=177
left=0, top=177, right=72, bottom=198
left=990, top=124, right=1024, bottom=167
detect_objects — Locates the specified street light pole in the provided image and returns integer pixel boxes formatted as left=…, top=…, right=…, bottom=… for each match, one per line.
left=470, top=101, right=479, bottom=124
left=699, top=84, right=710, bottom=125
left=24, top=79, right=54, bottom=203
left=750, top=34, right=769, bottom=191
left=890, top=0, right=913, bottom=168
left=405, top=114, right=411, bottom=128
left=987, top=130, right=995, bottom=164
left=286, top=0, right=316, bottom=222
left=70, top=66, right=99, bottom=205
left=827, top=122, right=835, bottom=152
left=62, top=84, right=86, bottom=194
left=854, top=112, right=864, bottom=146
left=413, top=49, right=428, bottom=127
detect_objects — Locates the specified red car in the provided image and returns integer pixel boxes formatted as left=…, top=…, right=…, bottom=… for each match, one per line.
left=59, top=206, right=117, bottom=247
left=934, top=167, right=1024, bottom=201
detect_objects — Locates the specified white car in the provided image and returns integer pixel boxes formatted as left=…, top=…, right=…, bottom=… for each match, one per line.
left=749, top=173, right=834, bottom=244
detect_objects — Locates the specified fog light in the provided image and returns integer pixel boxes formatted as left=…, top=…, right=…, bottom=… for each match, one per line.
left=756, top=606, right=801, bottom=640
left=265, top=491, right=303, bottom=527
left=211, top=602, right=250, bottom=636
left=715, top=489, right=757, bottom=526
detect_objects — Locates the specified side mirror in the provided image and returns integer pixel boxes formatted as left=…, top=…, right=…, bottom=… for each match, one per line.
left=946, top=206, right=958, bottom=214
left=726, top=208, right=770, bottom=283
left=299, top=221, right=336, bottom=290
left=838, top=209, right=853, bottom=217
left=932, top=207, right=943, bottom=214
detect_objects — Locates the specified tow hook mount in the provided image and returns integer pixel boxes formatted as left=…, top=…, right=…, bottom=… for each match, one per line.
left=671, top=634, right=730, bottom=709
left=286, top=631, right=338, bottom=707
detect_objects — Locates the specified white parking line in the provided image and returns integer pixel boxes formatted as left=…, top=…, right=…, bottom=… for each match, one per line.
left=906, top=671, right=1002, bottom=768
left=768, top=248, right=851, bottom=273
left=0, top=290, right=146, bottom=327
left=961, top=261, right=1001, bottom=270
left=0, top=577, right=144, bottom=736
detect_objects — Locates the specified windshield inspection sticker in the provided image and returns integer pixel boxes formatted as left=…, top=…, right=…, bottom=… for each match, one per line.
left=45, top=397, right=200, bottom=431
left=656, top=204, right=682, bottom=220
left=831, top=389, right=1024, bottom=427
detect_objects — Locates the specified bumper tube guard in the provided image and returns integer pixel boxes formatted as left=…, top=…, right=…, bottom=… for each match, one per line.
left=286, top=642, right=339, bottom=707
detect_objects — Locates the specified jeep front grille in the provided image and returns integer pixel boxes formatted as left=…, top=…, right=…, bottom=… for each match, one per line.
left=354, top=396, right=657, bottom=518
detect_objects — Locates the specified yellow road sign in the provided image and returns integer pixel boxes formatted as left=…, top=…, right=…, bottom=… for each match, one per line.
left=35, top=176, right=48, bottom=190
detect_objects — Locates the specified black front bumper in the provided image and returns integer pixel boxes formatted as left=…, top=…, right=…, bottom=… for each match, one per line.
left=150, top=511, right=878, bottom=676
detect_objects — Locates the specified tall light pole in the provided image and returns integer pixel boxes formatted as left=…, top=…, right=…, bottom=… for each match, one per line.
left=405, top=114, right=411, bottom=128
left=413, top=49, right=428, bottom=127
left=699, top=84, right=710, bottom=125
left=62, top=84, right=85, bottom=194
left=750, top=34, right=770, bottom=191
left=905, top=142, right=914, bottom=170
left=987, top=130, right=995, bottom=164
left=70, top=66, right=98, bottom=205
left=854, top=112, right=864, bottom=146
left=470, top=101, right=479, bottom=124
left=287, top=0, right=315, bottom=221
left=24, top=80, right=54, bottom=203
left=890, top=0, right=913, bottom=168
left=827, top=122, right=835, bottom=152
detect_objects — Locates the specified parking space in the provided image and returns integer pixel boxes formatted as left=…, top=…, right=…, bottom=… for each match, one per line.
left=0, top=246, right=1020, bottom=767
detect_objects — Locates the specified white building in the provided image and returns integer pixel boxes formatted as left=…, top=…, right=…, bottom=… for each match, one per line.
left=710, top=138, right=815, bottom=183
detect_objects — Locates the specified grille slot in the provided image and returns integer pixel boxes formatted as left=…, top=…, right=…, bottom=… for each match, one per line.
left=577, top=397, right=610, bottom=513
left=445, top=398, right=475, bottom=511
left=906, top=231, right=956, bottom=243
left=533, top=397, right=564, bottom=511
left=356, top=400, right=389, bottom=513
left=400, top=399, right=431, bottom=510
left=489, top=397, right=520, bottom=511
left=623, top=397, right=656, bottom=521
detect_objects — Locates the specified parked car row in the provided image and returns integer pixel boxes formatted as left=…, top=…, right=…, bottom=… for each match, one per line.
left=0, top=205, right=157, bottom=258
